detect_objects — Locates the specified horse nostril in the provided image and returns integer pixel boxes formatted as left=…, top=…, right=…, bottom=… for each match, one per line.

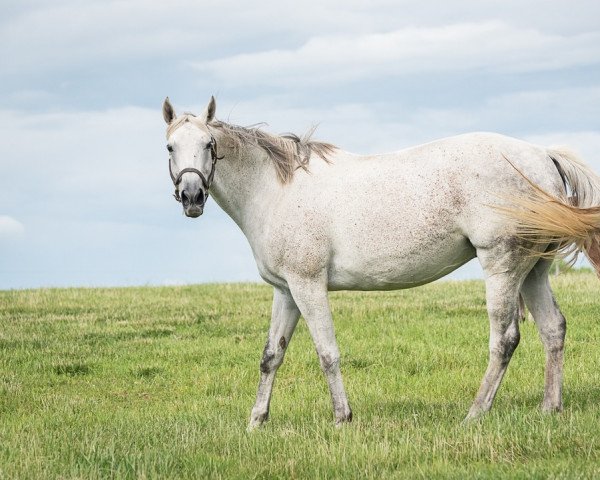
left=181, top=190, right=190, bottom=206
left=195, top=190, right=205, bottom=204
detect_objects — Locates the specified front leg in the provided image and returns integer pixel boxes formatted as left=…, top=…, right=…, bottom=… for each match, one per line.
left=289, top=278, right=352, bottom=425
left=248, top=288, right=300, bottom=430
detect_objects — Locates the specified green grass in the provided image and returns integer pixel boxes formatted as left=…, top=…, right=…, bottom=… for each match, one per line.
left=1, top=274, right=599, bottom=479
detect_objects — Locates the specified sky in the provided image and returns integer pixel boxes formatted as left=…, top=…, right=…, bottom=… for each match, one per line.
left=1, top=0, right=599, bottom=289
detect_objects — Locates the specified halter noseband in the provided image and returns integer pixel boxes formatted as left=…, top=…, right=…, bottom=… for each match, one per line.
left=169, top=135, right=223, bottom=203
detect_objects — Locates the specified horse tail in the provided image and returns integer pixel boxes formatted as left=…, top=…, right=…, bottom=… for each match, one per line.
left=498, top=147, right=600, bottom=276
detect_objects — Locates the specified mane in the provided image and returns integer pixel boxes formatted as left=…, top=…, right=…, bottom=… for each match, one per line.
left=166, top=113, right=337, bottom=183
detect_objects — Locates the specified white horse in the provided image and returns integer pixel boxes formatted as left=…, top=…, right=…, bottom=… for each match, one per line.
left=162, top=96, right=600, bottom=429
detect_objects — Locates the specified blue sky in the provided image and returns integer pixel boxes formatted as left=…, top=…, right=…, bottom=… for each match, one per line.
left=1, top=1, right=599, bottom=289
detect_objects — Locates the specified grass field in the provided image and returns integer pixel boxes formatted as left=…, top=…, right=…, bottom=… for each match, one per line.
left=1, top=273, right=600, bottom=479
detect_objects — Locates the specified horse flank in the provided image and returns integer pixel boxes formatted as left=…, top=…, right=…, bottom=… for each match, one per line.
left=166, top=113, right=337, bottom=183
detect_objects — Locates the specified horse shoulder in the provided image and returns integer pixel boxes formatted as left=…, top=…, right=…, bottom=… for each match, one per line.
left=254, top=189, right=333, bottom=285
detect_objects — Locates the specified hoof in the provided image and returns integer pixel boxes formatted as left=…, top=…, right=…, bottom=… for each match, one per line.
left=463, top=408, right=486, bottom=424
left=541, top=403, right=563, bottom=414
left=335, top=409, right=353, bottom=427
left=247, top=411, right=268, bottom=431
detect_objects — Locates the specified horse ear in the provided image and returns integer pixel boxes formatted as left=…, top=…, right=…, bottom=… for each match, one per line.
left=201, top=95, right=216, bottom=123
left=163, top=97, right=176, bottom=124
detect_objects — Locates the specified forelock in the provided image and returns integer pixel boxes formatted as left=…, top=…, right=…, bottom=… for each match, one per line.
left=166, top=114, right=209, bottom=139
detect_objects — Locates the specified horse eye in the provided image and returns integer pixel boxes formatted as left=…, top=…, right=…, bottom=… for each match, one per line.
left=167, top=145, right=173, bottom=153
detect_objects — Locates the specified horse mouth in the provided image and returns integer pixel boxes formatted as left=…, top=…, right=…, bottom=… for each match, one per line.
left=184, top=205, right=203, bottom=218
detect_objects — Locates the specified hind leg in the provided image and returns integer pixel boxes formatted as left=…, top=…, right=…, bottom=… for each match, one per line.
left=466, top=271, right=522, bottom=419
left=520, top=259, right=566, bottom=412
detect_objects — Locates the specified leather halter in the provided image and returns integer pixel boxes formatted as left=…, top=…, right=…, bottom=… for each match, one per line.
left=169, top=135, right=223, bottom=203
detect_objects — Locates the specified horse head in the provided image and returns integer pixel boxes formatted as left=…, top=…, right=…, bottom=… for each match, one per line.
left=163, top=96, right=220, bottom=218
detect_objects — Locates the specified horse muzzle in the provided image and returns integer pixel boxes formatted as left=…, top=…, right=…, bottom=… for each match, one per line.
left=181, top=188, right=205, bottom=218
left=184, top=204, right=204, bottom=218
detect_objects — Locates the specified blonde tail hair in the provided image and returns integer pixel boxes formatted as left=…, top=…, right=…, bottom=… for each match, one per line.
left=497, top=148, right=600, bottom=274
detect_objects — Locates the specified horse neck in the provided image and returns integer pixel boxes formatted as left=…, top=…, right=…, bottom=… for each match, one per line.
left=208, top=139, right=281, bottom=236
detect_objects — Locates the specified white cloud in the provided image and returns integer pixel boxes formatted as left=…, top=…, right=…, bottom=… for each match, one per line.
left=3, top=1, right=599, bottom=76
left=0, top=216, right=25, bottom=237
left=192, top=22, right=600, bottom=87
left=0, top=106, right=171, bottom=216
left=0, top=1, right=207, bottom=73
left=1, top=0, right=399, bottom=74
left=404, top=86, right=600, bottom=141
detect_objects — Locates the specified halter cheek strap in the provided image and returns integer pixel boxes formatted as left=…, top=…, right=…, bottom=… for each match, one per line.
left=169, top=136, right=223, bottom=203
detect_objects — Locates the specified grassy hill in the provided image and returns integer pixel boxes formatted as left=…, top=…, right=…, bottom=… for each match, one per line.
left=1, top=274, right=599, bottom=478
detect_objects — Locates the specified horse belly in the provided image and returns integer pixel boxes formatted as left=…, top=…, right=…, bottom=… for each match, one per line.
left=327, top=232, right=475, bottom=291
